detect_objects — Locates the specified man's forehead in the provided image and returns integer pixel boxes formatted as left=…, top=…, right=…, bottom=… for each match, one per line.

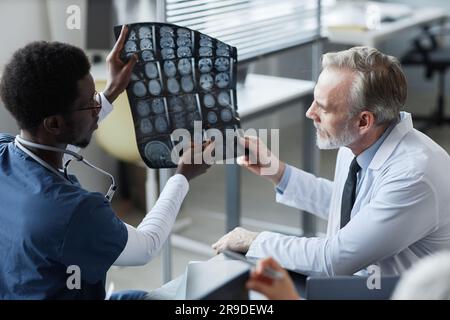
left=318, top=68, right=354, bottom=88
left=315, top=68, right=355, bottom=103
left=77, top=74, right=95, bottom=96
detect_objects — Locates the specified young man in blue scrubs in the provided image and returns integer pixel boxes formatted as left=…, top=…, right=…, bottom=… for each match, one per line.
left=0, top=26, right=210, bottom=299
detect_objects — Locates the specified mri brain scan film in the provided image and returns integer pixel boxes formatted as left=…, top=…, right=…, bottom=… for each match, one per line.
left=115, top=23, right=240, bottom=168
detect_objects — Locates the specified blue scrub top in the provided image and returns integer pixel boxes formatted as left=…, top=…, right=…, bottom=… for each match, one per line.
left=0, top=133, right=128, bottom=299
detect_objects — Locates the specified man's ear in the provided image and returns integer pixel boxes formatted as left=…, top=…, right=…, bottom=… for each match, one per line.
left=42, top=115, right=65, bottom=135
left=358, top=111, right=376, bottom=132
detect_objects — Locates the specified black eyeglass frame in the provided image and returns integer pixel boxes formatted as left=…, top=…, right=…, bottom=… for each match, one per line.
left=71, top=91, right=102, bottom=114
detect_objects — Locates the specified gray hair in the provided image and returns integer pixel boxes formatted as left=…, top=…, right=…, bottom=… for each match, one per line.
left=322, top=46, right=407, bottom=126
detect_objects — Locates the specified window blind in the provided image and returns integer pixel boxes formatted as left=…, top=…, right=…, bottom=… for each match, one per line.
left=162, top=0, right=325, bottom=62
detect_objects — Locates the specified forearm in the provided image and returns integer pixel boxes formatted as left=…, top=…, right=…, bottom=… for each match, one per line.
left=246, top=231, right=334, bottom=276
left=249, top=177, right=439, bottom=276
left=276, top=165, right=333, bottom=219
left=113, top=174, right=189, bottom=266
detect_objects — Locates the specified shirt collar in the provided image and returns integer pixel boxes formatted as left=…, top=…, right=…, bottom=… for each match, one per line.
left=356, top=118, right=398, bottom=171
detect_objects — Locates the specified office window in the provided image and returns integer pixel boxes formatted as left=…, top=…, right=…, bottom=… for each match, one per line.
left=162, top=0, right=330, bottom=62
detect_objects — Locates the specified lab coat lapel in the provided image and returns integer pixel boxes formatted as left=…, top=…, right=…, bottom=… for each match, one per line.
left=369, top=112, right=414, bottom=171
left=328, top=112, right=414, bottom=236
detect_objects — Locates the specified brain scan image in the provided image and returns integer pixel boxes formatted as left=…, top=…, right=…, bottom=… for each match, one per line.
left=155, top=116, right=168, bottom=133
left=140, top=38, right=153, bottom=50
left=172, top=112, right=187, bottom=129
left=177, top=46, right=192, bottom=58
left=140, top=119, right=153, bottom=134
left=152, top=98, right=165, bottom=114
left=169, top=96, right=183, bottom=113
left=145, top=62, right=159, bottom=79
left=218, top=91, right=231, bottom=107
left=200, top=35, right=212, bottom=42
left=128, top=30, right=137, bottom=41
left=163, top=60, right=177, bottom=77
left=161, top=48, right=175, bottom=60
left=198, top=58, right=213, bottom=73
left=167, top=78, right=180, bottom=94
left=139, top=26, right=152, bottom=39
left=215, top=72, right=230, bottom=88
left=187, top=112, right=201, bottom=127
left=177, top=36, right=191, bottom=47
left=148, top=79, right=162, bottom=96
left=160, top=26, right=174, bottom=37
left=144, top=141, right=172, bottom=167
left=141, top=50, right=154, bottom=61
left=199, top=46, right=213, bottom=57
left=181, top=76, right=194, bottom=93
left=124, top=52, right=135, bottom=60
left=133, top=81, right=147, bottom=97
left=217, top=42, right=227, bottom=49
left=200, top=38, right=213, bottom=48
left=203, top=94, right=215, bottom=108
left=137, top=100, right=151, bottom=116
left=200, top=74, right=214, bottom=91
left=207, top=111, right=218, bottom=124
left=117, top=23, right=239, bottom=168
left=224, top=125, right=237, bottom=132
left=131, top=73, right=140, bottom=81
left=220, top=108, right=232, bottom=122
left=125, top=41, right=137, bottom=53
left=178, top=58, right=192, bottom=76
left=217, top=47, right=230, bottom=57
left=160, top=36, right=175, bottom=48
left=183, top=94, right=197, bottom=111
left=215, top=57, right=229, bottom=72
left=177, top=28, right=190, bottom=37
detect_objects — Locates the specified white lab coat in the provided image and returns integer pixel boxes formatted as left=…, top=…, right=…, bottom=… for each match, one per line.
left=247, top=112, right=450, bottom=276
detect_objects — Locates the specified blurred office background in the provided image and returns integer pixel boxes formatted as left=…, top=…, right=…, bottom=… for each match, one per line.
left=1, top=0, right=450, bottom=292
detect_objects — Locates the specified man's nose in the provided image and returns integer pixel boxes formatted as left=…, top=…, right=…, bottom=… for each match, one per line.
left=305, top=104, right=318, bottom=121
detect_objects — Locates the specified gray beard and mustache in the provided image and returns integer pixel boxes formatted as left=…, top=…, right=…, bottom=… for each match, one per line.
left=315, top=122, right=359, bottom=150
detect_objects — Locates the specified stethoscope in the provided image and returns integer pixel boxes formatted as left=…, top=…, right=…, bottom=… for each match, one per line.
left=14, top=135, right=117, bottom=202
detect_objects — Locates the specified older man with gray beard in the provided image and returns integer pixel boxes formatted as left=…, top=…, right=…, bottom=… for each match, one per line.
left=212, top=46, right=450, bottom=277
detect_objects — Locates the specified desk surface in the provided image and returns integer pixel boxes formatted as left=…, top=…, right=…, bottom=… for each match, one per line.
left=325, top=6, right=448, bottom=47
left=237, top=74, right=315, bottom=120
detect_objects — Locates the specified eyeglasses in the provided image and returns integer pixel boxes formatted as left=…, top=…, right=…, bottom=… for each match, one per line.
left=72, top=91, right=102, bottom=115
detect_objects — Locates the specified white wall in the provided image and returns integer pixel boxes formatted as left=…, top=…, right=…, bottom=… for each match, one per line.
left=381, top=0, right=450, bottom=13
left=46, top=0, right=87, bottom=48
left=0, top=0, right=117, bottom=193
left=0, top=0, right=51, bottom=69
left=378, top=0, right=450, bottom=92
left=0, top=0, right=50, bottom=134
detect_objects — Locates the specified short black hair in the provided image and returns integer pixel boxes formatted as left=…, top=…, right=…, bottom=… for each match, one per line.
left=0, top=41, right=91, bottom=130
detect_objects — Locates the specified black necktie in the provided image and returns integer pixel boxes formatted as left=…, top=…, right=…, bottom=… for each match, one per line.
left=340, top=157, right=361, bottom=229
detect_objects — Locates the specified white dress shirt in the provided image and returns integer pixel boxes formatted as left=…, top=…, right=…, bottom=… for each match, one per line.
left=247, top=112, right=450, bottom=276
